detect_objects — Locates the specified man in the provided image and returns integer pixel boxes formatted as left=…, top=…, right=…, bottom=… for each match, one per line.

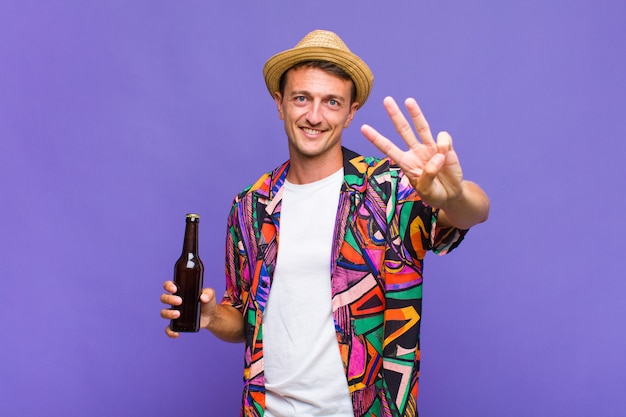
left=160, top=30, right=489, bottom=417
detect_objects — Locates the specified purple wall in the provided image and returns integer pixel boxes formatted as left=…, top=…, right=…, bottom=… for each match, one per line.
left=2, top=1, right=625, bottom=416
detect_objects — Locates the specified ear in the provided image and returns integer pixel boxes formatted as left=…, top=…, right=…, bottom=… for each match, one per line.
left=273, top=92, right=285, bottom=120
left=343, top=102, right=359, bottom=128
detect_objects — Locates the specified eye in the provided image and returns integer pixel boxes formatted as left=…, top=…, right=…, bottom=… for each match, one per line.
left=295, top=96, right=307, bottom=103
left=326, top=99, right=343, bottom=110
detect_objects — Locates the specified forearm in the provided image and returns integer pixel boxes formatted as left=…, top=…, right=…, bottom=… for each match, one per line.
left=205, top=304, right=245, bottom=343
left=439, top=180, right=490, bottom=229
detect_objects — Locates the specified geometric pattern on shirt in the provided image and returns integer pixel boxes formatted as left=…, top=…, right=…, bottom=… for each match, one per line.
left=223, top=147, right=467, bottom=417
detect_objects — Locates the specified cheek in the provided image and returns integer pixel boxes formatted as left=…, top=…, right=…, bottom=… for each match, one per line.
left=342, top=106, right=358, bottom=128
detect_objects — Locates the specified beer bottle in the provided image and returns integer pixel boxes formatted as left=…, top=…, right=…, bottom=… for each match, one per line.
left=170, top=213, right=204, bottom=332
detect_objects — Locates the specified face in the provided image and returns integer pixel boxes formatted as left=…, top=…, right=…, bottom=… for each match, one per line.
left=274, top=66, right=359, bottom=164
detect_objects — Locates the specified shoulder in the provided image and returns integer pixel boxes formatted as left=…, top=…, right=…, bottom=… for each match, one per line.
left=342, top=147, right=407, bottom=191
left=230, top=159, right=289, bottom=206
left=234, top=172, right=271, bottom=201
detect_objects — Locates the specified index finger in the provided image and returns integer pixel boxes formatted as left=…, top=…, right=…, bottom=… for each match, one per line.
left=163, top=280, right=177, bottom=294
left=361, top=123, right=406, bottom=164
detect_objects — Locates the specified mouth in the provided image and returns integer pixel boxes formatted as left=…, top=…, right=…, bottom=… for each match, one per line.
left=300, top=127, right=325, bottom=136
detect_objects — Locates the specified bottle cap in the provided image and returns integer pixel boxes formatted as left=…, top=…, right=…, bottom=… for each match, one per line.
left=186, top=213, right=200, bottom=219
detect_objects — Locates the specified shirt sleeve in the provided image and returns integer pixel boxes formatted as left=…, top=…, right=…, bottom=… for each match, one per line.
left=431, top=209, right=469, bottom=255
left=222, top=198, right=245, bottom=312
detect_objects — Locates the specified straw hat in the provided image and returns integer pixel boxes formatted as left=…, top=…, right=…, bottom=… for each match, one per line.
left=263, top=30, right=374, bottom=109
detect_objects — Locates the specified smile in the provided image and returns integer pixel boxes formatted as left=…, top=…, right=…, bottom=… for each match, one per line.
left=301, top=127, right=324, bottom=135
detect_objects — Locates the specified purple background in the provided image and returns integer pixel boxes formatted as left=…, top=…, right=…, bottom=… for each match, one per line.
left=2, top=1, right=625, bottom=416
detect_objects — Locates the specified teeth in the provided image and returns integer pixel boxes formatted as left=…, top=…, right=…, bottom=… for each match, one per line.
left=302, top=127, right=322, bottom=135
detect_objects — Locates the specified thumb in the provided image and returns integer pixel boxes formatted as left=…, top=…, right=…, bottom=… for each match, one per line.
left=423, top=153, right=446, bottom=177
left=200, top=287, right=216, bottom=304
left=414, top=153, right=445, bottom=198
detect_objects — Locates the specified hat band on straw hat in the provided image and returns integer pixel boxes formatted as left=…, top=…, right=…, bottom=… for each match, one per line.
left=263, top=30, right=374, bottom=109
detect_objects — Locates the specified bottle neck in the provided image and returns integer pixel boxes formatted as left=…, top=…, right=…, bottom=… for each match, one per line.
left=182, top=220, right=199, bottom=254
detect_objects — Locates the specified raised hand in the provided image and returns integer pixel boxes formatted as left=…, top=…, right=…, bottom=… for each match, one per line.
left=360, top=97, right=464, bottom=210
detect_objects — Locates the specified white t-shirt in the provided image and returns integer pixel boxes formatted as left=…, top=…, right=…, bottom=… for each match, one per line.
left=263, top=168, right=353, bottom=417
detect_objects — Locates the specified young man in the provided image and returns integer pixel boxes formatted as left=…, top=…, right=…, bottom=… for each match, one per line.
left=161, top=30, right=489, bottom=417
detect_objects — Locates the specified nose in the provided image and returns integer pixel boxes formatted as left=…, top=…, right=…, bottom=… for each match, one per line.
left=305, top=101, right=323, bottom=126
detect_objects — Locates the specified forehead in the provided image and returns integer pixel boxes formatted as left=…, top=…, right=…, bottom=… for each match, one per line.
left=283, top=66, right=353, bottom=98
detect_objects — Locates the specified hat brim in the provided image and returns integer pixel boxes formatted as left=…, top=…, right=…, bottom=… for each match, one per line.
left=263, top=46, right=373, bottom=109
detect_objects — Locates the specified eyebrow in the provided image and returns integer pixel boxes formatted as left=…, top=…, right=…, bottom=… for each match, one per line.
left=289, top=90, right=346, bottom=102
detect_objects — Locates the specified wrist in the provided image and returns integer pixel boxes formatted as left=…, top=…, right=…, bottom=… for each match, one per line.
left=438, top=181, right=489, bottom=229
left=439, top=181, right=467, bottom=212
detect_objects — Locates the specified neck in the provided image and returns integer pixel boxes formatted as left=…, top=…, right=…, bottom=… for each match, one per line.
left=286, top=148, right=343, bottom=184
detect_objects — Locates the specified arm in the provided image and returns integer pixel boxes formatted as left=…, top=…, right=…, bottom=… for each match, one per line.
left=160, top=281, right=245, bottom=343
left=437, top=180, right=490, bottom=229
left=361, top=96, right=489, bottom=229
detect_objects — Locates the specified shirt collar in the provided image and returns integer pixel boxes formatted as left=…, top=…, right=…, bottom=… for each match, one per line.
left=257, top=146, right=375, bottom=202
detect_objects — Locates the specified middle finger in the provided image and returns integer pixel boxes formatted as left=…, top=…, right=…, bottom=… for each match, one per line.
left=384, top=96, right=420, bottom=149
left=160, top=293, right=182, bottom=306
left=405, top=98, right=435, bottom=146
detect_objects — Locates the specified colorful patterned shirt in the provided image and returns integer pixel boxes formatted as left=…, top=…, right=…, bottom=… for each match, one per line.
left=222, top=147, right=467, bottom=417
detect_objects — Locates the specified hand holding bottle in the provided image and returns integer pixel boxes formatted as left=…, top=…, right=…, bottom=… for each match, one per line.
left=160, top=282, right=245, bottom=342
left=159, top=214, right=245, bottom=342
left=160, top=282, right=218, bottom=338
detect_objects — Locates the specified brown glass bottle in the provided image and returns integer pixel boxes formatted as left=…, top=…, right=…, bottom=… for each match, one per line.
left=170, top=213, right=204, bottom=332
